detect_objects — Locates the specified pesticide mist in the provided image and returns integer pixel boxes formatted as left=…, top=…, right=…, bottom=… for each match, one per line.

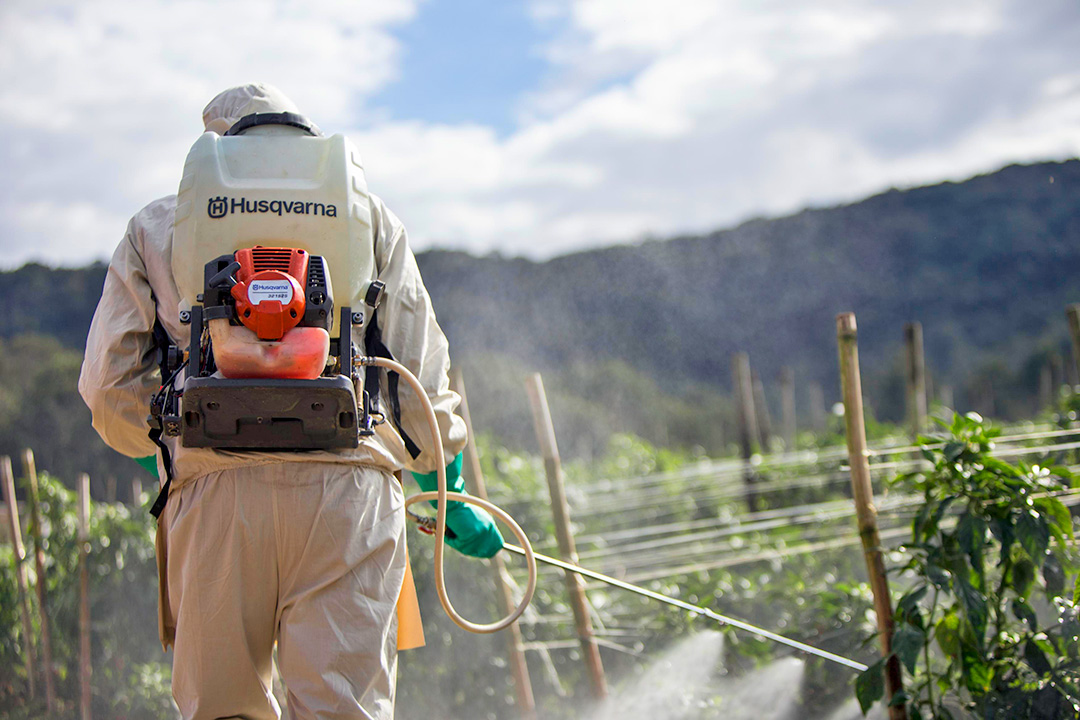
left=582, top=631, right=842, bottom=720
left=586, top=631, right=726, bottom=720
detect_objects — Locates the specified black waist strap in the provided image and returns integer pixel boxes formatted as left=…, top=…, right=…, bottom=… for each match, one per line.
left=364, top=309, right=422, bottom=460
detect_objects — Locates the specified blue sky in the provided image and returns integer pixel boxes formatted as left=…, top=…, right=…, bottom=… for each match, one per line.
left=1, top=0, right=1078, bottom=268
left=372, top=0, right=554, bottom=135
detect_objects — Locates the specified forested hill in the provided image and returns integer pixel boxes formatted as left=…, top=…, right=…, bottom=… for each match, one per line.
left=1, top=159, right=1078, bottom=475
left=416, top=159, right=1080, bottom=401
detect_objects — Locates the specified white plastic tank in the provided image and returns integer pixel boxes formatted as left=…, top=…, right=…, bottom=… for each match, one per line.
left=172, top=125, right=376, bottom=334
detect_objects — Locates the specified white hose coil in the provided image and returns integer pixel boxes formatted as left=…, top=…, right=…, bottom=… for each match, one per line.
left=360, top=356, right=537, bottom=633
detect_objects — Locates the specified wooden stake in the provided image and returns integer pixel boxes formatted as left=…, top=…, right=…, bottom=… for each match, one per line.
left=1, top=456, right=37, bottom=700
left=23, top=450, right=57, bottom=712
left=751, top=369, right=774, bottom=453
left=1050, top=352, right=1064, bottom=395
left=809, top=382, right=827, bottom=434
left=78, top=473, right=92, bottom=720
left=732, top=353, right=762, bottom=512
left=452, top=369, right=537, bottom=720
left=837, top=314, right=906, bottom=720
left=105, top=476, right=116, bottom=504
left=939, top=385, right=954, bottom=413
left=525, top=373, right=608, bottom=701
left=904, top=322, right=927, bottom=440
left=780, top=367, right=796, bottom=450
left=1039, top=364, right=1054, bottom=413
left=130, top=477, right=143, bottom=507
left=1067, top=305, right=1080, bottom=389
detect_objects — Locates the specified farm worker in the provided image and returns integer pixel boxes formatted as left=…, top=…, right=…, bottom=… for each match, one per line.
left=78, top=83, right=503, bottom=720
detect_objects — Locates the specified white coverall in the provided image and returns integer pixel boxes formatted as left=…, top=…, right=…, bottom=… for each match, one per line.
left=79, top=84, right=467, bottom=720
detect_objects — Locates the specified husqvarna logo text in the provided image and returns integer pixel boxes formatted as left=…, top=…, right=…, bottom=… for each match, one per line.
left=207, top=196, right=338, bottom=219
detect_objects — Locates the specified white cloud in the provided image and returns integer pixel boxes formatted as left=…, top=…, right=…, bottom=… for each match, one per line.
left=358, top=0, right=1079, bottom=257
left=2, top=0, right=1078, bottom=268
left=9, top=201, right=130, bottom=267
left=0, top=0, right=416, bottom=267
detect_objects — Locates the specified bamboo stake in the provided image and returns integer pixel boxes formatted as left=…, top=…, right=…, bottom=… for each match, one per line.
left=1051, top=353, right=1064, bottom=395
left=525, top=373, right=608, bottom=700
left=837, top=314, right=906, bottom=720
left=732, top=353, right=762, bottom=512
left=939, top=385, right=954, bottom=413
left=1067, top=305, right=1080, bottom=390
left=904, top=322, right=927, bottom=440
left=452, top=369, right=537, bottom=720
left=751, top=369, right=774, bottom=453
left=78, top=473, right=92, bottom=720
left=1039, top=364, right=1054, bottom=413
left=23, top=449, right=57, bottom=712
left=1, top=456, right=37, bottom=699
left=780, top=367, right=796, bottom=450
left=809, top=382, right=827, bottom=434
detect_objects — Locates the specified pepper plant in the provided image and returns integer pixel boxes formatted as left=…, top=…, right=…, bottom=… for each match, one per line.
left=856, top=412, right=1080, bottom=719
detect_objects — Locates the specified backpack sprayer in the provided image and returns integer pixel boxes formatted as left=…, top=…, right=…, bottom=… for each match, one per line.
left=148, top=112, right=867, bottom=670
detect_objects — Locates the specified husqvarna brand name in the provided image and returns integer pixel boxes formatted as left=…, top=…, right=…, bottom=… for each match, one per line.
left=207, top=196, right=338, bottom=219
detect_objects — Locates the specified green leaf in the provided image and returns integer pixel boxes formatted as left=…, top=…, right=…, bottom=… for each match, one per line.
left=990, top=517, right=1015, bottom=563
left=936, top=611, right=961, bottom=658
left=1044, top=553, right=1065, bottom=598
left=956, top=512, right=985, bottom=552
left=1017, top=511, right=1051, bottom=565
left=1012, top=557, right=1036, bottom=599
left=944, top=442, right=965, bottom=462
left=962, top=648, right=993, bottom=693
left=1011, top=598, right=1038, bottom=632
left=888, top=689, right=910, bottom=708
left=928, top=496, right=958, bottom=535
left=897, top=585, right=928, bottom=621
left=1034, top=496, right=1074, bottom=541
left=855, top=657, right=886, bottom=714
left=927, top=562, right=951, bottom=590
left=912, top=502, right=931, bottom=544
left=1024, top=639, right=1053, bottom=676
left=893, top=623, right=925, bottom=673
left=951, top=555, right=988, bottom=643
left=956, top=512, right=987, bottom=578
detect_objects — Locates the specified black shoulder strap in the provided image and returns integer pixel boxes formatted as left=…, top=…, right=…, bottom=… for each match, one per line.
left=148, top=318, right=175, bottom=518
left=152, top=318, right=172, bottom=378
left=363, top=309, right=422, bottom=460
left=148, top=427, right=174, bottom=518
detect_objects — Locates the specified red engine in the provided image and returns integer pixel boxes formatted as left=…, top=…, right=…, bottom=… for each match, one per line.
left=229, top=246, right=309, bottom=340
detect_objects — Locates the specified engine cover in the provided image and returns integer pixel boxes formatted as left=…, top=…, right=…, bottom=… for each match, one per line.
left=230, top=247, right=308, bottom=340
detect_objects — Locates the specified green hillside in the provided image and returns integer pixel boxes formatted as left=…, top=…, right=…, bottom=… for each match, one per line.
left=417, top=159, right=1079, bottom=429
left=2, top=159, right=1078, bottom=479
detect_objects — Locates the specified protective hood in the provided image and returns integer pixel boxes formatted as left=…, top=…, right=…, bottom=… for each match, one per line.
left=202, top=83, right=301, bottom=135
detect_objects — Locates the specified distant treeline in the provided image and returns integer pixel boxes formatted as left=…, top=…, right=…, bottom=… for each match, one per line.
left=2, top=159, right=1078, bottom=481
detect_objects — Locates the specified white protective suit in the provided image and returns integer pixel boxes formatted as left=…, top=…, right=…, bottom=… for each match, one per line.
left=79, top=84, right=467, bottom=720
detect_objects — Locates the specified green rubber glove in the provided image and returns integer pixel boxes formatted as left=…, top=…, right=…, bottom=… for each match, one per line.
left=135, top=455, right=159, bottom=479
left=411, top=453, right=504, bottom=559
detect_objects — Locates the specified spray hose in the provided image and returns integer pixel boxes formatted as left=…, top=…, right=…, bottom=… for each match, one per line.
left=361, top=356, right=869, bottom=672
left=358, top=356, right=538, bottom=633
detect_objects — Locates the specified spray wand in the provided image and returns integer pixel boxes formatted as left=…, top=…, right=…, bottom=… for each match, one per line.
left=500, top=542, right=869, bottom=672
left=365, top=354, right=869, bottom=673
left=406, top=507, right=866, bottom=672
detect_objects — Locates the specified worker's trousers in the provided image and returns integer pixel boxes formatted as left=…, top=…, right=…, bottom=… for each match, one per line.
left=162, top=462, right=406, bottom=719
